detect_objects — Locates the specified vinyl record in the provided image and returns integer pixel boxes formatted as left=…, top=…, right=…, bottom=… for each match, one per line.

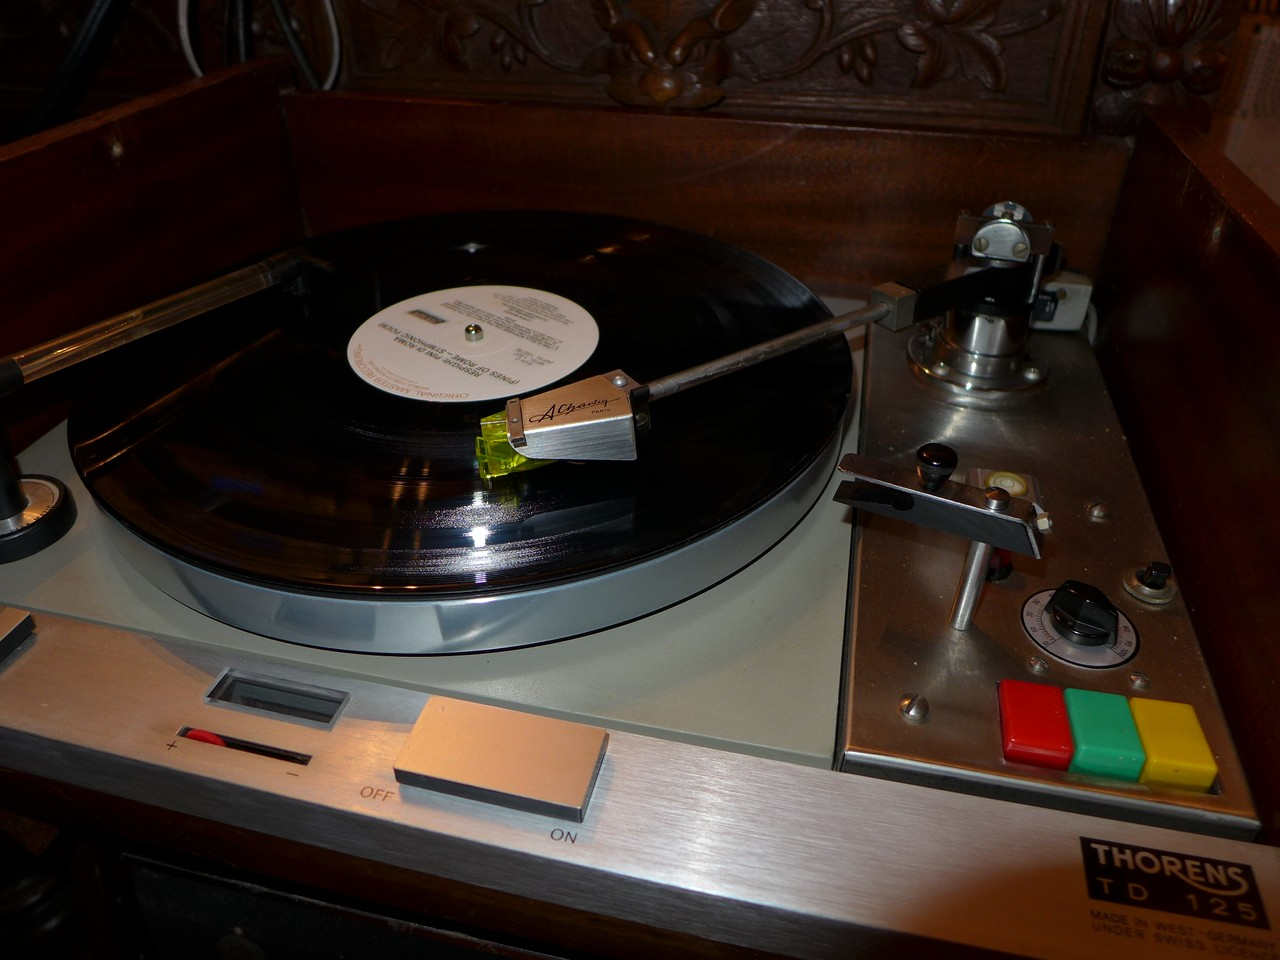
left=67, top=212, right=853, bottom=653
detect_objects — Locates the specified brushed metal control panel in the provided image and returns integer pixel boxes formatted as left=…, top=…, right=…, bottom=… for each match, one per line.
left=842, top=327, right=1257, bottom=838
left=0, top=611, right=1276, bottom=959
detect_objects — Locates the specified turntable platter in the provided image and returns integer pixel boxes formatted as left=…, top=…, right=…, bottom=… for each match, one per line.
left=67, top=212, right=852, bottom=653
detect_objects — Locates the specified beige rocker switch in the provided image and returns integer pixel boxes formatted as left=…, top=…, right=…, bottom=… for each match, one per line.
left=393, top=696, right=608, bottom=822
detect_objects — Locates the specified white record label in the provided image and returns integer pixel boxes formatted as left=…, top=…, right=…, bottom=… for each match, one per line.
left=347, top=285, right=599, bottom=403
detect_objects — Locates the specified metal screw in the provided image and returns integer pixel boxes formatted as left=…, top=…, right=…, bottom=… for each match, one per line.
left=611, top=374, right=629, bottom=388
left=899, top=694, right=930, bottom=723
left=1087, top=501, right=1112, bottom=522
left=1012, top=242, right=1029, bottom=258
left=1129, top=672, right=1151, bottom=690
left=1029, top=657, right=1049, bottom=675
left=464, top=324, right=484, bottom=342
left=972, top=236, right=989, bottom=253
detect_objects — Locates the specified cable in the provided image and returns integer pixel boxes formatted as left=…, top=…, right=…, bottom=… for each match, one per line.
left=318, top=0, right=342, bottom=89
left=177, top=0, right=204, bottom=76
left=232, top=0, right=253, bottom=64
left=267, top=0, right=321, bottom=88
left=8, top=0, right=133, bottom=138
left=177, top=0, right=342, bottom=89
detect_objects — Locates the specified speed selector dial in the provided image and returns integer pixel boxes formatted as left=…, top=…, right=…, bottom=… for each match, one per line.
left=1022, top=580, right=1138, bottom=668
left=1047, top=580, right=1117, bottom=646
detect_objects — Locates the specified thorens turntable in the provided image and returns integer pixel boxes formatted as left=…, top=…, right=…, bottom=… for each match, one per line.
left=1, top=200, right=1276, bottom=959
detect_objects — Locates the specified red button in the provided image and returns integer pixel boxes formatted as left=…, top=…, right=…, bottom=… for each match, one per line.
left=999, top=680, right=1073, bottom=770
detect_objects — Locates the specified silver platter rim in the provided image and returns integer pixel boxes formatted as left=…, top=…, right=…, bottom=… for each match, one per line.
left=100, top=426, right=844, bottom=655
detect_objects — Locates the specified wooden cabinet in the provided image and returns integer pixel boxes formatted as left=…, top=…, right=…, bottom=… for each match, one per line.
left=0, top=9, right=1274, bottom=954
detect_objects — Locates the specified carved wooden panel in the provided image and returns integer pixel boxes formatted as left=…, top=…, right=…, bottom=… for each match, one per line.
left=1092, top=0, right=1241, bottom=132
left=342, top=0, right=1110, bottom=132
left=0, top=0, right=1248, bottom=137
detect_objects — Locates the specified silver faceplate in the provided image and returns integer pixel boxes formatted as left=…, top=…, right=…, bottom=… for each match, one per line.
left=843, top=326, right=1257, bottom=838
left=0, top=614, right=1276, bottom=958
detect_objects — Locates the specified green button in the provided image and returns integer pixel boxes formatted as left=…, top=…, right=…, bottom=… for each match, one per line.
left=1064, top=688, right=1145, bottom=781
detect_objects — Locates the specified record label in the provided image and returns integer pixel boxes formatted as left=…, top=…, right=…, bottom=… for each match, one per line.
left=347, top=285, right=599, bottom=402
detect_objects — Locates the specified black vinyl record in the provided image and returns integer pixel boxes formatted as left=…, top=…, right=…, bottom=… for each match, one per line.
left=68, top=212, right=852, bottom=609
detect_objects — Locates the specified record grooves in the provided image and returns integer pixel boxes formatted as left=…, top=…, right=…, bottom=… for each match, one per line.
left=68, top=212, right=853, bottom=653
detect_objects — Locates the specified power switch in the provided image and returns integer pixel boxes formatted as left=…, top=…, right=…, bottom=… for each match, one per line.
left=394, top=696, right=609, bottom=822
left=0, top=607, right=34, bottom=663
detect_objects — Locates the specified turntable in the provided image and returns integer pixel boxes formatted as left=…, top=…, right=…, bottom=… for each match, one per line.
left=1, top=190, right=1277, bottom=958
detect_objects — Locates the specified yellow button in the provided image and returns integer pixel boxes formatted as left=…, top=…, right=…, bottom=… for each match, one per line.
left=1130, top=698, right=1218, bottom=791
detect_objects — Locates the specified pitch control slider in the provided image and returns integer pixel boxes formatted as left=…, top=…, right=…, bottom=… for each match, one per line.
left=178, top=727, right=312, bottom=766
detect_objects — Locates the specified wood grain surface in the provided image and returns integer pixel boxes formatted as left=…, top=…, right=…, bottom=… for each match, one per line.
left=1095, top=109, right=1280, bottom=842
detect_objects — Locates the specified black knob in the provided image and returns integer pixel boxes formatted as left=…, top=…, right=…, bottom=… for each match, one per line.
left=1137, top=561, right=1172, bottom=590
left=1048, top=580, right=1118, bottom=647
left=916, top=443, right=958, bottom=491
